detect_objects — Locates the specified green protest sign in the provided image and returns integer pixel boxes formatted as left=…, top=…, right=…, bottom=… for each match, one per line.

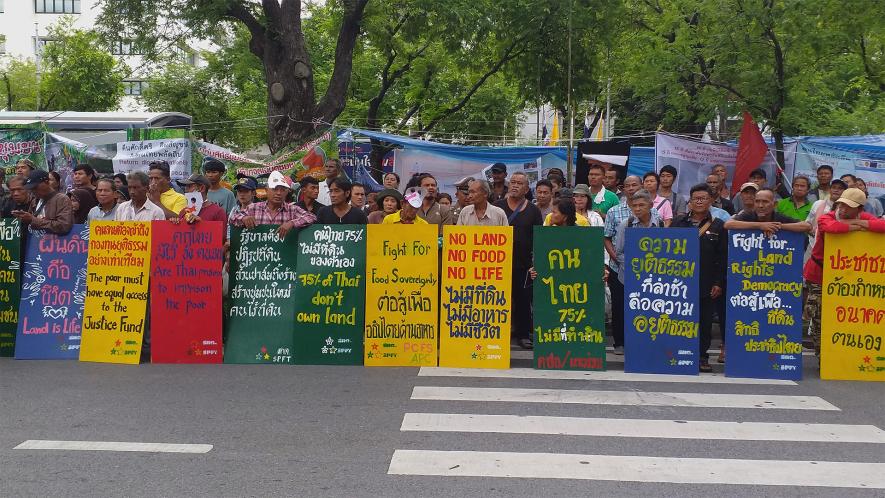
left=0, top=219, right=21, bottom=356
left=532, top=226, right=606, bottom=370
left=293, top=225, right=366, bottom=365
left=0, top=128, right=45, bottom=175
left=224, top=226, right=299, bottom=364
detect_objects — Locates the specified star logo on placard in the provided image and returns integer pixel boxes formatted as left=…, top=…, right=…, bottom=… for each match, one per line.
left=471, top=352, right=478, bottom=359
left=115, top=339, right=122, bottom=347
left=263, top=353, right=270, bottom=360
left=367, top=351, right=374, bottom=358
left=372, top=343, right=379, bottom=351
left=772, top=363, right=780, bottom=370
left=475, top=344, right=482, bottom=351
left=863, top=356, right=872, bottom=364
left=669, top=358, right=677, bottom=366
left=110, top=348, right=117, bottom=355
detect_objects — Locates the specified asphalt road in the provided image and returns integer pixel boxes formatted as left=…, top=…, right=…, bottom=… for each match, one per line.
left=1, top=350, right=883, bottom=497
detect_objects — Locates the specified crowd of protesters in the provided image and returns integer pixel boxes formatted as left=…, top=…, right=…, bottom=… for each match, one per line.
left=4, top=156, right=884, bottom=372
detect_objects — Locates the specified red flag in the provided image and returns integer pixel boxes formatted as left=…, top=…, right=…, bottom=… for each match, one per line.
left=731, top=111, right=769, bottom=195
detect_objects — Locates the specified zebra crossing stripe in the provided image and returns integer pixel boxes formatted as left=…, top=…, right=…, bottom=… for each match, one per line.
left=418, top=367, right=797, bottom=385
left=410, top=386, right=839, bottom=410
left=388, top=450, right=885, bottom=488
left=400, top=413, right=885, bottom=442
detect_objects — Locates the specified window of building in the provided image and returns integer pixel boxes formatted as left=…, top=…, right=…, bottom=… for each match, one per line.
left=0, top=0, right=5, bottom=13
left=35, top=0, right=81, bottom=14
left=34, top=36, right=57, bottom=53
left=123, top=80, right=148, bottom=96
left=111, top=39, right=144, bottom=56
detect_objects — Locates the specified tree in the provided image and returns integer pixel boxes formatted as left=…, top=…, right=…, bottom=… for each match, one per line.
left=96, top=0, right=368, bottom=153
left=0, top=19, right=125, bottom=112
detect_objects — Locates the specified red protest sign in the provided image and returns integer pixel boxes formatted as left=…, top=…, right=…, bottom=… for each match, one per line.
left=150, top=221, right=224, bottom=363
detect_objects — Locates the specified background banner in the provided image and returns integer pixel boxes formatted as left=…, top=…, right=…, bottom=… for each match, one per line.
left=150, top=222, right=224, bottom=363
left=364, top=224, right=438, bottom=367
left=725, top=230, right=804, bottom=380
left=79, top=222, right=152, bottom=364
left=532, top=226, right=606, bottom=370
left=0, top=219, right=20, bottom=356
left=293, top=225, right=366, bottom=365
left=792, top=140, right=885, bottom=197
left=112, top=139, right=192, bottom=180
left=439, top=225, right=513, bottom=368
left=624, top=228, right=700, bottom=375
left=224, top=226, right=298, bottom=364
left=14, top=225, right=88, bottom=360
left=0, top=128, right=45, bottom=174
left=821, top=232, right=885, bottom=381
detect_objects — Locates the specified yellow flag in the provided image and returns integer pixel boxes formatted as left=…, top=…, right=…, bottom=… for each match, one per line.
left=549, top=111, right=560, bottom=146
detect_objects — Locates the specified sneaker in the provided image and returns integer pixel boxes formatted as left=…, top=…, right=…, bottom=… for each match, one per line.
left=699, top=360, right=713, bottom=373
left=613, top=346, right=624, bottom=355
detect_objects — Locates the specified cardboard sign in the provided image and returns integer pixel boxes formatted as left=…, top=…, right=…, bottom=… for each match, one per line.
left=364, top=224, right=438, bottom=367
left=0, top=218, right=21, bottom=356
left=79, top=222, right=152, bottom=364
left=532, top=226, right=606, bottom=370
left=14, top=225, right=88, bottom=359
left=821, top=232, right=885, bottom=381
left=224, top=226, right=299, bottom=364
left=623, top=228, right=700, bottom=375
left=439, top=225, right=513, bottom=369
left=725, top=230, right=804, bottom=380
left=150, top=221, right=224, bottom=363
left=293, top=225, right=366, bottom=365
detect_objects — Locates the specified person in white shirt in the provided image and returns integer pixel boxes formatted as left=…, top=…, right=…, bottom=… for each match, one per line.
left=317, top=158, right=341, bottom=205
left=114, top=171, right=166, bottom=221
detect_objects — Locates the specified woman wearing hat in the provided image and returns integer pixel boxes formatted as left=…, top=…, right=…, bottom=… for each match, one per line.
left=572, top=184, right=604, bottom=228
left=368, top=189, right=403, bottom=224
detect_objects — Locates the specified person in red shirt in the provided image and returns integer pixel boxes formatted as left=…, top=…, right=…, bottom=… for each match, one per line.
left=802, top=188, right=885, bottom=355
left=175, top=174, right=229, bottom=241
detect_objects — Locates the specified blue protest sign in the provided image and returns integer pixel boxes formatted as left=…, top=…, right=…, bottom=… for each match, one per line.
left=725, top=230, right=804, bottom=380
left=624, top=228, right=700, bottom=375
left=14, top=225, right=89, bottom=360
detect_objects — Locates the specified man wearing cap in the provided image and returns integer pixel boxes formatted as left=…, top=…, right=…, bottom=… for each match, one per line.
left=415, top=173, right=453, bottom=234
left=230, top=177, right=257, bottom=220
left=803, top=188, right=885, bottom=356
left=383, top=188, right=428, bottom=225
left=459, top=179, right=508, bottom=226
left=297, top=176, right=325, bottom=216
left=488, top=163, right=509, bottom=203
left=230, top=171, right=316, bottom=238
left=494, top=171, right=542, bottom=350
left=317, top=158, right=342, bottom=206
left=733, top=182, right=760, bottom=217
left=603, top=175, right=661, bottom=354
left=317, top=177, right=368, bottom=224
left=733, top=167, right=771, bottom=213
left=12, top=170, right=73, bottom=235
left=203, top=159, right=237, bottom=215
left=176, top=174, right=228, bottom=232
left=15, top=159, right=36, bottom=178
left=115, top=171, right=166, bottom=222
left=148, top=161, right=187, bottom=219
left=452, top=176, right=474, bottom=220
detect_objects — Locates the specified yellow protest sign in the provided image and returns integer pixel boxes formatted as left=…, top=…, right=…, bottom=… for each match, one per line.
left=364, top=224, right=438, bottom=367
left=439, top=225, right=513, bottom=368
left=821, top=232, right=885, bottom=381
left=79, top=221, right=152, bottom=364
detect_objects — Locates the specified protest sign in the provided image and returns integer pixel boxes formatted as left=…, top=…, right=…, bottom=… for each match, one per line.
left=79, top=222, right=152, bottom=364
left=364, top=224, right=438, bottom=367
left=624, top=228, right=700, bottom=375
left=293, top=225, right=366, bottom=365
left=150, top=222, right=224, bottom=363
left=112, top=139, right=191, bottom=180
left=0, top=128, right=44, bottom=175
left=0, top=219, right=21, bottom=356
left=14, top=225, right=88, bottom=359
left=821, top=232, right=885, bottom=381
left=225, top=226, right=298, bottom=364
left=532, top=226, right=606, bottom=370
left=439, top=225, right=513, bottom=368
left=725, top=231, right=804, bottom=380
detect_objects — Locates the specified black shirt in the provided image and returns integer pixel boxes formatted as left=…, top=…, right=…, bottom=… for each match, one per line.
left=732, top=210, right=798, bottom=223
left=494, top=198, right=542, bottom=270
left=671, top=213, right=728, bottom=294
left=713, top=196, right=735, bottom=215
left=316, top=205, right=368, bottom=225
left=296, top=200, right=325, bottom=216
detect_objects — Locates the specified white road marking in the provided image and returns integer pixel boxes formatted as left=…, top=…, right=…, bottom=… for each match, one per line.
left=419, top=367, right=796, bottom=385
left=14, top=440, right=213, bottom=453
left=411, top=386, right=839, bottom=410
left=388, top=450, right=885, bottom=488
left=401, top=413, right=884, bottom=442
